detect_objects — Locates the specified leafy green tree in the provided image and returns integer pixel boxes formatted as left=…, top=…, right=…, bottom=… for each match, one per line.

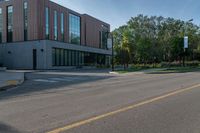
left=112, top=14, right=200, bottom=66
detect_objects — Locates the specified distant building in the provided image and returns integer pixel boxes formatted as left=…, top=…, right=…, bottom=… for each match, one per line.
left=0, top=0, right=111, bottom=69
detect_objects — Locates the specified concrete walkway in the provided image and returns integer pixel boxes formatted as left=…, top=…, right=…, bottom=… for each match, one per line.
left=0, top=71, right=24, bottom=90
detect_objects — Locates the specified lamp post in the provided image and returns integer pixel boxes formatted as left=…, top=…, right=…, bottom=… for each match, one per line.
left=106, top=31, right=114, bottom=71
left=111, top=34, right=114, bottom=71
left=183, top=19, right=193, bottom=67
left=101, top=25, right=114, bottom=71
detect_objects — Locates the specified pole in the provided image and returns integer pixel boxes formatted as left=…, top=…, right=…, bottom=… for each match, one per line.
left=111, top=35, right=114, bottom=71
left=183, top=19, right=193, bottom=67
left=183, top=23, right=186, bottom=67
left=183, top=48, right=185, bottom=67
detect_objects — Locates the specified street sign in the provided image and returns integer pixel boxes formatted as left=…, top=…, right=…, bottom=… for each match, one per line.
left=184, top=36, right=188, bottom=49
left=107, top=38, right=112, bottom=49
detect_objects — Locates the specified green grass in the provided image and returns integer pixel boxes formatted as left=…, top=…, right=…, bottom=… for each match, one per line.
left=148, top=66, right=200, bottom=74
left=116, top=68, right=145, bottom=74
left=115, top=66, right=156, bottom=74
left=115, top=66, right=200, bottom=74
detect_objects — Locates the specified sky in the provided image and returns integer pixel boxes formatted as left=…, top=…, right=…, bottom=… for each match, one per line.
left=51, top=0, right=200, bottom=30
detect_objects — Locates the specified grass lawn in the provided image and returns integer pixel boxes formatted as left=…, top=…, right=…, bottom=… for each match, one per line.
left=147, top=66, right=200, bottom=74
left=115, top=66, right=200, bottom=74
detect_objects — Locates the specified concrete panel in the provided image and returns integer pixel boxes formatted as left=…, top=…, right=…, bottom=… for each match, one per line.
left=2, top=41, right=46, bottom=69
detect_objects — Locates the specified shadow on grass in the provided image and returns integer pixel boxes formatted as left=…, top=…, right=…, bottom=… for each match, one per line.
left=146, top=67, right=200, bottom=74
left=0, top=70, right=114, bottom=100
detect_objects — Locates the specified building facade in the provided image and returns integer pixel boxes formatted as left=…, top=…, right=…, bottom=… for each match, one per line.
left=0, top=0, right=111, bottom=69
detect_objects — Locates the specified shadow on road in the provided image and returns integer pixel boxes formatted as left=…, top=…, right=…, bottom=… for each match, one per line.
left=0, top=122, right=23, bottom=133
left=0, top=71, right=114, bottom=100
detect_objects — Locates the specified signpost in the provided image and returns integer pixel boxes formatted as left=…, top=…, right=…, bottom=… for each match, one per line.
left=183, top=36, right=189, bottom=67
left=107, top=35, right=114, bottom=71
left=107, top=38, right=112, bottom=49
left=184, top=36, right=188, bottom=49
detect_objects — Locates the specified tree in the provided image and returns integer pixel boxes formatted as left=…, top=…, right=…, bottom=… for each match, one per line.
left=112, top=14, right=200, bottom=65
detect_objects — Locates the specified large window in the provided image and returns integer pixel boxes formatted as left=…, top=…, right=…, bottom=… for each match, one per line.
left=52, top=48, right=82, bottom=66
left=45, top=7, right=49, bottom=39
left=100, top=25, right=109, bottom=49
left=52, top=48, right=56, bottom=66
left=54, top=10, right=58, bottom=40
left=69, top=14, right=81, bottom=45
left=61, top=13, right=64, bottom=41
left=52, top=48, right=109, bottom=67
left=7, top=6, right=13, bottom=42
left=0, top=8, right=2, bottom=43
left=24, top=1, right=28, bottom=41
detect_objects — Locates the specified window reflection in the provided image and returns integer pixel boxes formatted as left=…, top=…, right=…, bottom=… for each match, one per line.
left=69, top=14, right=81, bottom=45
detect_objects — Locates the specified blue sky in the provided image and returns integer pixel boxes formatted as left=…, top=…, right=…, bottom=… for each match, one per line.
left=52, top=0, right=200, bottom=30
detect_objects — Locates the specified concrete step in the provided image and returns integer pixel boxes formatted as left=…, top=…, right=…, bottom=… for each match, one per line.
left=0, top=67, right=7, bottom=71
left=0, top=72, right=24, bottom=90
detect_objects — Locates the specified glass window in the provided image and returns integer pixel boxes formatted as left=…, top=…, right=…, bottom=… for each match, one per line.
left=52, top=48, right=56, bottom=66
left=7, top=6, right=13, bottom=42
left=102, top=31, right=108, bottom=49
left=55, top=48, right=60, bottom=66
left=61, top=13, right=64, bottom=41
left=74, top=51, right=77, bottom=66
left=52, top=48, right=95, bottom=67
left=45, top=7, right=49, bottom=39
left=68, top=50, right=72, bottom=66
left=60, top=49, right=64, bottom=66
left=78, top=51, right=81, bottom=66
left=81, top=52, right=84, bottom=66
left=71, top=51, right=75, bottom=66
left=0, top=8, right=2, bottom=43
left=54, top=10, right=58, bottom=40
left=64, top=50, right=68, bottom=66
left=24, top=1, right=28, bottom=41
left=76, top=51, right=79, bottom=66
left=100, top=26, right=109, bottom=49
left=69, top=14, right=81, bottom=45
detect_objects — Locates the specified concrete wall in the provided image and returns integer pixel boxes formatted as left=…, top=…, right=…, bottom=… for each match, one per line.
left=2, top=41, right=46, bottom=69
left=1, top=40, right=112, bottom=70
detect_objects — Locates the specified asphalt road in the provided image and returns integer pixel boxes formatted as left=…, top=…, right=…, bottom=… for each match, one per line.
left=0, top=70, right=200, bottom=133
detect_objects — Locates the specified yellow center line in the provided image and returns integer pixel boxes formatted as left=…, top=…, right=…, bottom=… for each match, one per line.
left=47, top=83, right=200, bottom=133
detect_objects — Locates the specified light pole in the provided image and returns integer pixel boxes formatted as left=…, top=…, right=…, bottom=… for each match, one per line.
left=102, top=25, right=114, bottom=71
left=183, top=19, right=193, bottom=67
left=106, top=31, right=114, bottom=71
left=111, top=34, right=114, bottom=71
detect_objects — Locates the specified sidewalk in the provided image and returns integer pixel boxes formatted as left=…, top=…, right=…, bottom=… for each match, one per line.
left=0, top=71, right=24, bottom=90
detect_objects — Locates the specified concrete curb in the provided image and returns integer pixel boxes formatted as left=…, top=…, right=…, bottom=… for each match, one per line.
left=109, top=71, right=120, bottom=74
left=0, top=72, right=24, bottom=91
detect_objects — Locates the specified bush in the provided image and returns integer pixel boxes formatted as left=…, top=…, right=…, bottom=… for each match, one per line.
left=130, top=63, right=162, bottom=69
left=186, top=61, right=200, bottom=67
left=161, top=61, right=200, bottom=67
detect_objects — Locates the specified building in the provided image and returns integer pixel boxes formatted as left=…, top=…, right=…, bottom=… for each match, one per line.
left=0, top=0, right=112, bottom=69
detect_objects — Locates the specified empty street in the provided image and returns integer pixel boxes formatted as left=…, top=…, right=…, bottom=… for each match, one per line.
left=0, top=70, right=200, bottom=133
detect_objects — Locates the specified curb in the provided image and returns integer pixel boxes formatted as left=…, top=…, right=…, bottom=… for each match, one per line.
left=109, top=71, right=120, bottom=74
left=0, top=73, right=25, bottom=91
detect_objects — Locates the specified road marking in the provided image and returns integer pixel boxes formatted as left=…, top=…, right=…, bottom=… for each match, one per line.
left=34, top=79, right=58, bottom=83
left=34, top=77, right=85, bottom=83
left=47, top=83, right=200, bottom=133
